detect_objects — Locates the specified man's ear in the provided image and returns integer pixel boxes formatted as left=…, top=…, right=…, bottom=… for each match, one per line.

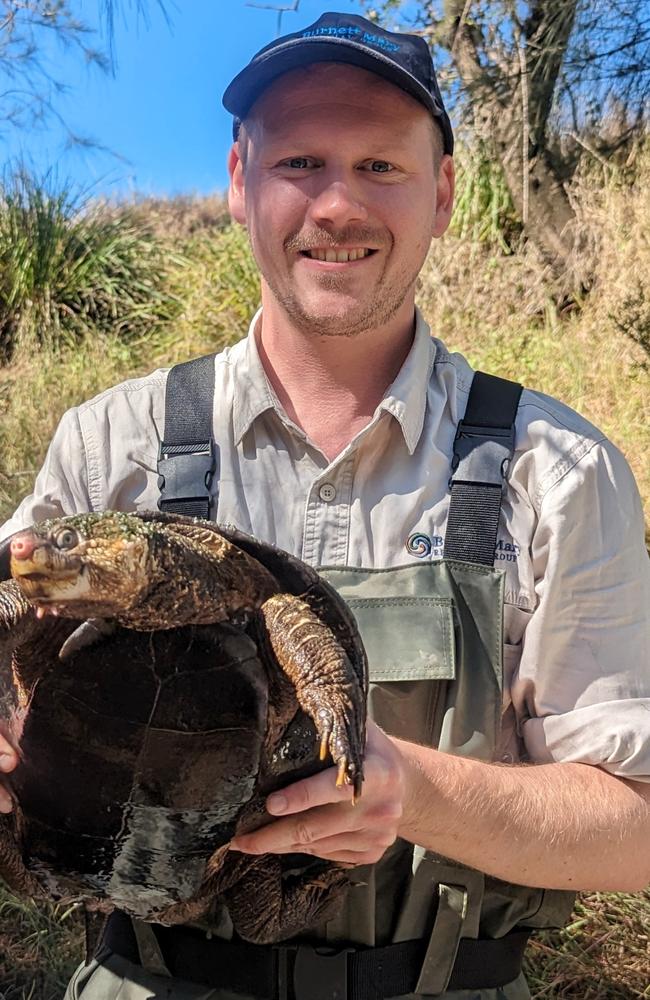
left=432, top=155, right=455, bottom=239
left=228, top=142, right=246, bottom=226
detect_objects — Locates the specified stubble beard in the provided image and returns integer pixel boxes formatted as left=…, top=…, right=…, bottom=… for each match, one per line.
left=252, top=226, right=422, bottom=338
left=270, top=266, right=419, bottom=339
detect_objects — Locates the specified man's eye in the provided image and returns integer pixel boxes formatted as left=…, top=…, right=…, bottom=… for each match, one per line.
left=284, top=157, right=312, bottom=169
left=361, top=160, right=395, bottom=174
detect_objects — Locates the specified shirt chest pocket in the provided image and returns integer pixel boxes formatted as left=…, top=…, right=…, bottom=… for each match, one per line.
left=345, top=596, right=456, bottom=746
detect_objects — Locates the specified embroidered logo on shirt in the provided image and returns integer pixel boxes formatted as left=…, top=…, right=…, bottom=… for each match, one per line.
left=495, top=539, right=521, bottom=562
left=406, top=533, right=520, bottom=561
left=406, top=532, right=444, bottom=559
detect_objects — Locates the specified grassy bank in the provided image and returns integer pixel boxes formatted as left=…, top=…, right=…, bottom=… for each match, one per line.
left=0, top=153, right=648, bottom=998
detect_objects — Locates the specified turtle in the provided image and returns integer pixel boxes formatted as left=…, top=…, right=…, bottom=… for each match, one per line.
left=0, top=509, right=367, bottom=945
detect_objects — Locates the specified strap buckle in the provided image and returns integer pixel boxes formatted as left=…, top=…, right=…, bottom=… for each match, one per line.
left=157, top=439, right=217, bottom=512
left=450, top=421, right=515, bottom=490
left=276, top=944, right=352, bottom=1000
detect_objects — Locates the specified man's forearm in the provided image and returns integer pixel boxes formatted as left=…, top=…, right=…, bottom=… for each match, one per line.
left=395, top=738, right=650, bottom=892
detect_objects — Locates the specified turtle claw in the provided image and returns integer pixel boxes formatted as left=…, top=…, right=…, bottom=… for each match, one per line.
left=336, top=756, right=361, bottom=805
left=313, top=704, right=363, bottom=798
left=59, top=618, right=116, bottom=661
left=319, top=730, right=329, bottom=762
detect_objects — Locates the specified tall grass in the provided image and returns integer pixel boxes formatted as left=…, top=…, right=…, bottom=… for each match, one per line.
left=450, top=141, right=521, bottom=251
left=0, top=894, right=83, bottom=1000
left=0, top=173, right=182, bottom=361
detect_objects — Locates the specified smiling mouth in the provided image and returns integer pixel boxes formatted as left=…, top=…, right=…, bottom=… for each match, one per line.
left=300, top=248, right=377, bottom=262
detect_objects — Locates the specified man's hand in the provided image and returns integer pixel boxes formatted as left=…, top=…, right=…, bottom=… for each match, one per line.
left=0, top=732, right=17, bottom=814
left=231, top=720, right=405, bottom=865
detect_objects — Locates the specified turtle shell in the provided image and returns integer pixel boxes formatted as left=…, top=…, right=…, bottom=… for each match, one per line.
left=0, top=511, right=368, bottom=923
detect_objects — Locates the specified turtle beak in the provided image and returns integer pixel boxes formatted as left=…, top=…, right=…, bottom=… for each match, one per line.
left=10, top=531, right=82, bottom=602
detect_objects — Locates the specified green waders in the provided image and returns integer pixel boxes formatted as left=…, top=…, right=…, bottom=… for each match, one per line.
left=63, top=367, right=575, bottom=1000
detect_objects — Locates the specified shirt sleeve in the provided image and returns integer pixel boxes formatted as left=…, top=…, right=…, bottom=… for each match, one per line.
left=0, top=407, right=92, bottom=542
left=511, top=439, right=650, bottom=781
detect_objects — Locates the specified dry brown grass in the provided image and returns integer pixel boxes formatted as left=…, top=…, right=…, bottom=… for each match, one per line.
left=524, top=891, right=650, bottom=998
left=123, top=191, right=230, bottom=239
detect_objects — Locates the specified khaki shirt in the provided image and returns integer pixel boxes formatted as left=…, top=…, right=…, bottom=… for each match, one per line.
left=2, top=310, right=649, bottom=780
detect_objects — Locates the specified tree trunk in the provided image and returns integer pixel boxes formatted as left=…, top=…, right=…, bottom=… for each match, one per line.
left=440, top=0, right=579, bottom=274
left=496, top=132, right=576, bottom=272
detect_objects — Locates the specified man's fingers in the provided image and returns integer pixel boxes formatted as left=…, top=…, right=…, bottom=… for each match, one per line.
left=300, top=847, right=391, bottom=866
left=232, top=796, right=400, bottom=856
left=231, top=721, right=405, bottom=864
left=266, top=766, right=354, bottom=817
left=278, top=828, right=396, bottom=857
left=232, top=800, right=358, bottom=854
left=265, top=749, right=400, bottom=818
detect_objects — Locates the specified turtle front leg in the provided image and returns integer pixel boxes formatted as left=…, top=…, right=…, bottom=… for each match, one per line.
left=260, top=596, right=365, bottom=798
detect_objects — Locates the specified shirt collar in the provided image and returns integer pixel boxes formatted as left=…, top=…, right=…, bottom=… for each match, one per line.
left=376, top=307, right=435, bottom=455
left=232, top=308, right=283, bottom=445
left=232, top=307, right=436, bottom=454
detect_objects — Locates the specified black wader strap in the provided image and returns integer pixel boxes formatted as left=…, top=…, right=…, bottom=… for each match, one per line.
left=103, top=912, right=530, bottom=998
left=443, top=371, right=523, bottom=566
left=157, top=354, right=218, bottom=518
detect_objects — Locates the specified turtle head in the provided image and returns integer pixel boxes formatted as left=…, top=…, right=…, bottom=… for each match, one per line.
left=9, top=512, right=152, bottom=619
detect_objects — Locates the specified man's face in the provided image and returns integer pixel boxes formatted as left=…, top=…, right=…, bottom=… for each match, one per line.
left=228, top=64, right=454, bottom=338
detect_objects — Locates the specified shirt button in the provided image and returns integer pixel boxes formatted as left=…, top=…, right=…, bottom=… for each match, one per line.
left=319, top=483, right=336, bottom=503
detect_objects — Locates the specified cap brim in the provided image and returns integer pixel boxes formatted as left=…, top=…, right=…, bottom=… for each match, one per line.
left=223, top=37, right=453, bottom=154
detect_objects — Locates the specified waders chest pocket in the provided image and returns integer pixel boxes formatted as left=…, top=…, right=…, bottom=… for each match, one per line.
left=345, top=596, right=456, bottom=744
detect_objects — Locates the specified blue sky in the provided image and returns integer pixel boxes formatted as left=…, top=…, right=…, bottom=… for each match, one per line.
left=2, top=1, right=391, bottom=199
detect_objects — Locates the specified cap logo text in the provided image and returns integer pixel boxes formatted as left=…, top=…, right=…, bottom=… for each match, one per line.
left=300, top=26, right=401, bottom=53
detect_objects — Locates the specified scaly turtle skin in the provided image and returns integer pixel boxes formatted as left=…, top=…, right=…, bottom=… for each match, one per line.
left=0, top=510, right=367, bottom=944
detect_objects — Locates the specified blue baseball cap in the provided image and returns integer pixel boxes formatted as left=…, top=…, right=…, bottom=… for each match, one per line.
left=223, top=11, right=454, bottom=155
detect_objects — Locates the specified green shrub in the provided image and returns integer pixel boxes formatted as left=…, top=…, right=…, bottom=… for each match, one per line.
left=0, top=172, right=182, bottom=360
left=451, top=142, right=521, bottom=251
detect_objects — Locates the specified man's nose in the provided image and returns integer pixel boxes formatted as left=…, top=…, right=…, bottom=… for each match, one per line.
left=308, top=179, right=368, bottom=229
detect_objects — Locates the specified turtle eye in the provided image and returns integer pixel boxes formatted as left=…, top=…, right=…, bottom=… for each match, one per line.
left=52, top=527, right=79, bottom=551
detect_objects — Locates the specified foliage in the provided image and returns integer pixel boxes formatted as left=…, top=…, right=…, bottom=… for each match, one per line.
left=0, top=890, right=84, bottom=1000
left=450, top=142, right=520, bottom=250
left=523, top=891, right=650, bottom=998
left=365, top=0, right=650, bottom=146
left=363, top=1, right=650, bottom=276
left=0, top=333, right=137, bottom=514
left=173, top=224, right=261, bottom=348
left=0, top=1, right=168, bottom=144
left=0, top=172, right=182, bottom=360
left=126, top=192, right=232, bottom=241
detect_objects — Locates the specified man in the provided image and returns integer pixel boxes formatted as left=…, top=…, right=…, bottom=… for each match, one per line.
left=0, top=12, right=648, bottom=1000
